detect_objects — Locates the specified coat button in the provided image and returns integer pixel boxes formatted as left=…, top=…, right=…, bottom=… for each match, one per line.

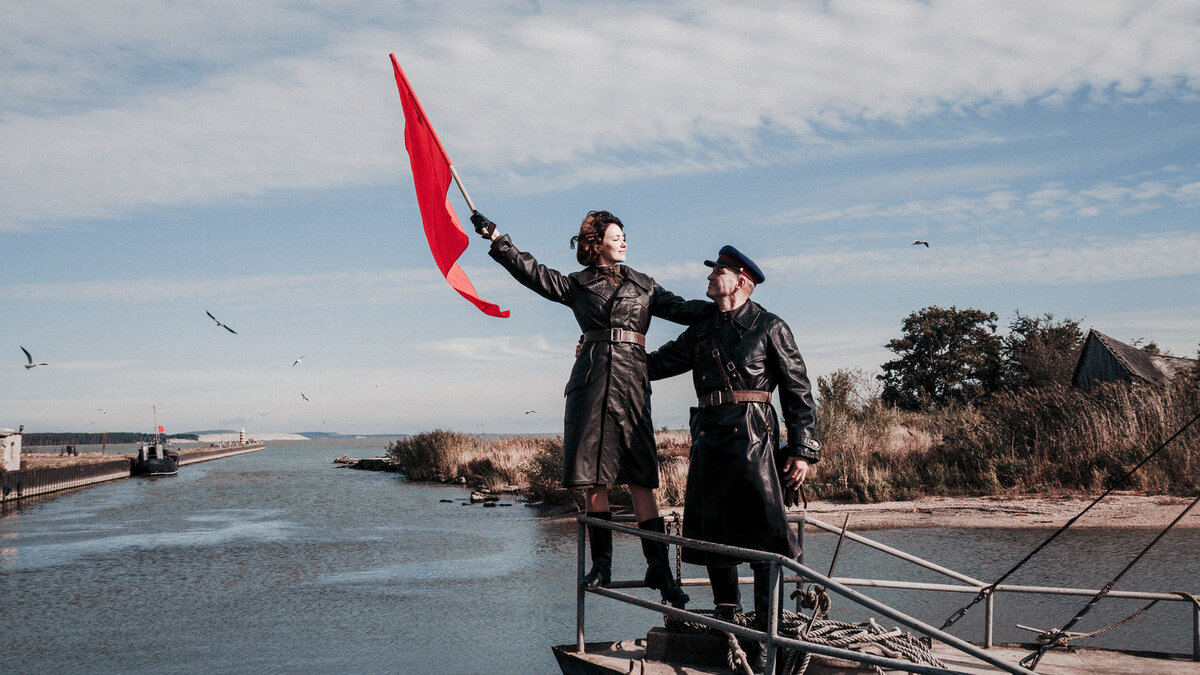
left=733, top=427, right=739, bottom=433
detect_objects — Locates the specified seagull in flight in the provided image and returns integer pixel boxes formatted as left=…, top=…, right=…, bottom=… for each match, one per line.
left=301, top=393, right=310, bottom=402
left=206, top=310, right=238, bottom=334
left=21, top=346, right=48, bottom=369
left=291, top=356, right=305, bottom=367
left=911, top=240, right=929, bottom=248
left=98, top=408, right=109, bottom=415
left=524, top=410, right=537, bottom=415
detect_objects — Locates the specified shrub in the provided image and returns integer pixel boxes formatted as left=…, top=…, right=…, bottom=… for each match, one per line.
left=386, top=430, right=477, bottom=481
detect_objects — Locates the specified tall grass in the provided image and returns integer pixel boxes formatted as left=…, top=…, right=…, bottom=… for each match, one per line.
left=809, top=368, right=1200, bottom=502
left=388, top=370, right=1199, bottom=506
left=385, top=429, right=693, bottom=510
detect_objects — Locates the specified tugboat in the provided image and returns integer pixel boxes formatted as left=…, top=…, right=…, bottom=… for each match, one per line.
left=131, top=424, right=179, bottom=476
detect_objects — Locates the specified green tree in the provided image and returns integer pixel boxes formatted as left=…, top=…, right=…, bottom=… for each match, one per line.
left=1002, top=312, right=1084, bottom=388
left=880, top=306, right=1003, bottom=410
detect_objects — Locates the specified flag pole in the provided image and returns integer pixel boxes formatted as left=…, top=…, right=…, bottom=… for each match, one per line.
left=448, top=165, right=477, bottom=213
left=389, top=54, right=478, bottom=214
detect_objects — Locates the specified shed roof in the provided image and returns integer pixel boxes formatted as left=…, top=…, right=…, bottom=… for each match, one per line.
left=1073, top=329, right=1197, bottom=387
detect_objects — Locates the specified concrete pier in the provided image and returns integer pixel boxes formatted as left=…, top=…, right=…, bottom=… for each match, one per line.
left=1, top=442, right=267, bottom=503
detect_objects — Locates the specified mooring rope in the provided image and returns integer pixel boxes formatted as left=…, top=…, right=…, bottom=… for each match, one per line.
left=665, top=606, right=946, bottom=675
left=941, top=407, right=1200, bottom=633
left=1020, top=491, right=1200, bottom=669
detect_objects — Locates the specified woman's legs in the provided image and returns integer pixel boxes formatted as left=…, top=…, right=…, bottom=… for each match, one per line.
left=584, top=485, right=609, bottom=513
left=630, top=485, right=690, bottom=608
left=579, top=485, right=612, bottom=589
left=627, top=485, right=658, bottom=523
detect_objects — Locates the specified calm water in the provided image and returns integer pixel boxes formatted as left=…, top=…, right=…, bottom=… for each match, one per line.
left=2, top=440, right=1196, bottom=673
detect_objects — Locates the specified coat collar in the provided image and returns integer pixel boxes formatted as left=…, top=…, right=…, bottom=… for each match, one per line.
left=576, top=265, right=652, bottom=294
left=727, top=299, right=761, bottom=330
left=697, top=299, right=761, bottom=338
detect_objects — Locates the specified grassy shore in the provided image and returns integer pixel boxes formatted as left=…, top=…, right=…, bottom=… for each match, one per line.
left=387, top=374, right=1200, bottom=511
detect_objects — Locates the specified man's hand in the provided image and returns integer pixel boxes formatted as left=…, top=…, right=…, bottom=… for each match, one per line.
left=469, top=211, right=498, bottom=241
left=782, top=456, right=809, bottom=488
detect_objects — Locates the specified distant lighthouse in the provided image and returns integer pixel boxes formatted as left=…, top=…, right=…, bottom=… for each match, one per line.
left=239, top=428, right=246, bottom=444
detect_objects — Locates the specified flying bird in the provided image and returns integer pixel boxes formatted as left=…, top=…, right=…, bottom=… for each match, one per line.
left=206, top=310, right=238, bottom=334
left=524, top=410, right=537, bottom=415
left=291, top=356, right=305, bottom=367
left=912, top=240, right=929, bottom=248
left=98, top=408, right=109, bottom=415
left=21, top=346, right=48, bottom=369
left=301, top=393, right=310, bottom=402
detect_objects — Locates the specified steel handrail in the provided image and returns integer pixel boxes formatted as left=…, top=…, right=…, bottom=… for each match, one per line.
left=800, top=514, right=1200, bottom=659
left=575, top=513, right=1038, bottom=675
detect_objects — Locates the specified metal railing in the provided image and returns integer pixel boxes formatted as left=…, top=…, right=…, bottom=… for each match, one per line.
left=574, top=512, right=1200, bottom=674
left=798, top=514, right=1200, bottom=662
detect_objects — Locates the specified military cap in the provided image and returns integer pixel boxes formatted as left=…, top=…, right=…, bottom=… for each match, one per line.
left=704, top=245, right=765, bottom=284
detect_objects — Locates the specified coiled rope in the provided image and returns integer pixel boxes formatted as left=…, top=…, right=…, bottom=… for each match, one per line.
left=664, top=604, right=946, bottom=675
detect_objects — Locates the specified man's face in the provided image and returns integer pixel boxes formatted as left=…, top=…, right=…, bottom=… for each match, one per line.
left=706, top=264, right=741, bottom=300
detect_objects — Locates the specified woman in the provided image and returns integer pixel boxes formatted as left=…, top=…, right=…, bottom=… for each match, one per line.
left=470, top=209, right=709, bottom=608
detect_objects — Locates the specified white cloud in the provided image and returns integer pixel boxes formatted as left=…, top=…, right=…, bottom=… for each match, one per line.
left=419, top=334, right=567, bottom=362
left=3, top=2, right=1200, bottom=230
left=779, top=168, right=1200, bottom=229
left=764, top=231, right=1200, bottom=286
left=0, top=269, right=440, bottom=306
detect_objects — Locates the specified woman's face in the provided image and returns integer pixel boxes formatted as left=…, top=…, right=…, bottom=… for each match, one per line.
left=596, top=224, right=627, bottom=266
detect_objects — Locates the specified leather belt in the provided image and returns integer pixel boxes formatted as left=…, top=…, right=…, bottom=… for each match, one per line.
left=580, top=328, right=646, bottom=347
left=698, top=390, right=772, bottom=406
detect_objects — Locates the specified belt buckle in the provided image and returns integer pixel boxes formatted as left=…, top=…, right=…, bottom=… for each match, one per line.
left=611, top=328, right=623, bottom=342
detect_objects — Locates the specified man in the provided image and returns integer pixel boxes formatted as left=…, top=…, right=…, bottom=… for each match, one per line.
left=647, top=245, right=821, bottom=624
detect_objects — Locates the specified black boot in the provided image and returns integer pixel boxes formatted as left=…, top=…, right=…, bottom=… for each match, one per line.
left=708, top=565, right=742, bottom=620
left=751, top=563, right=774, bottom=628
left=639, top=517, right=690, bottom=608
left=580, top=511, right=612, bottom=589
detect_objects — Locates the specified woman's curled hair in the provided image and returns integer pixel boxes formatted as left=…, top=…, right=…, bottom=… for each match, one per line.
left=570, top=210, right=623, bottom=266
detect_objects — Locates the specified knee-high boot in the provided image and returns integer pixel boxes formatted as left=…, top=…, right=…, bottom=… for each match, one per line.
left=580, top=511, right=612, bottom=589
left=639, top=517, right=690, bottom=608
left=751, top=562, right=775, bottom=627
left=707, top=565, right=742, bottom=620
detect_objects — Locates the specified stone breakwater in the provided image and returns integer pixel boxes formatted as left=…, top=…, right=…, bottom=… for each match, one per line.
left=1, top=442, right=266, bottom=503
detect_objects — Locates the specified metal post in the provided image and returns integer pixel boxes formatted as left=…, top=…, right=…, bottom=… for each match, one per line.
left=985, top=591, right=994, bottom=649
left=1193, top=600, right=1198, bottom=661
left=765, top=561, right=780, bottom=675
left=576, top=519, right=586, bottom=653
left=796, top=514, right=805, bottom=613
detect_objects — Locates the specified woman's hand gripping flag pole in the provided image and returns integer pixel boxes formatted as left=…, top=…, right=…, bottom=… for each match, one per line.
left=389, top=54, right=508, bottom=318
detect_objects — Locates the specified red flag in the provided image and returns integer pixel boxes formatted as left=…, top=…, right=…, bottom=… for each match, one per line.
left=390, top=54, right=508, bottom=318
left=157, top=426, right=164, bottom=433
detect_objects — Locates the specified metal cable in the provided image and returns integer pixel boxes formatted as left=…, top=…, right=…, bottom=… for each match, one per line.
left=941, top=407, right=1200, bottom=632
left=1021, top=491, right=1200, bottom=669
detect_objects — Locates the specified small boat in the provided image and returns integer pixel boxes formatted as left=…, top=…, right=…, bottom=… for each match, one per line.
left=131, top=440, right=179, bottom=476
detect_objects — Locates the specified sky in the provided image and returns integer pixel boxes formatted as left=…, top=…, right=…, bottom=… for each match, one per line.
left=2, top=1, right=1199, bottom=437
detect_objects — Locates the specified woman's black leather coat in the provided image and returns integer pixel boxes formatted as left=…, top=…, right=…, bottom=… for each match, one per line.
left=490, top=234, right=710, bottom=488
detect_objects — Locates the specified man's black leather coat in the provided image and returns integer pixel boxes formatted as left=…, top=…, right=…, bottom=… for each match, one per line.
left=648, top=299, right=820, bottom=566
left=490, top=234, right=710, bottom=488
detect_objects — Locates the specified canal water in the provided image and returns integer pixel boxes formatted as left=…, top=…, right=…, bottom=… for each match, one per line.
left=1, top=439, right=1196, bottom=673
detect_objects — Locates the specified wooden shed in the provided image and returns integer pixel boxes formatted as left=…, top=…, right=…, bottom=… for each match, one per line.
left=1071, top=329, right=1196, bottom=388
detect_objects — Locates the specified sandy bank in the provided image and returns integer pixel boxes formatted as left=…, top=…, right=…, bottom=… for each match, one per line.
left=796, top=493, right=1199, bottom=530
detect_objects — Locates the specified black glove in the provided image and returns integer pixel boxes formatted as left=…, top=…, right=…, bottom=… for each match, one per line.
left=776, top=442, right=805, bottom=509
left=470, top=211, right=496, bottom=239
